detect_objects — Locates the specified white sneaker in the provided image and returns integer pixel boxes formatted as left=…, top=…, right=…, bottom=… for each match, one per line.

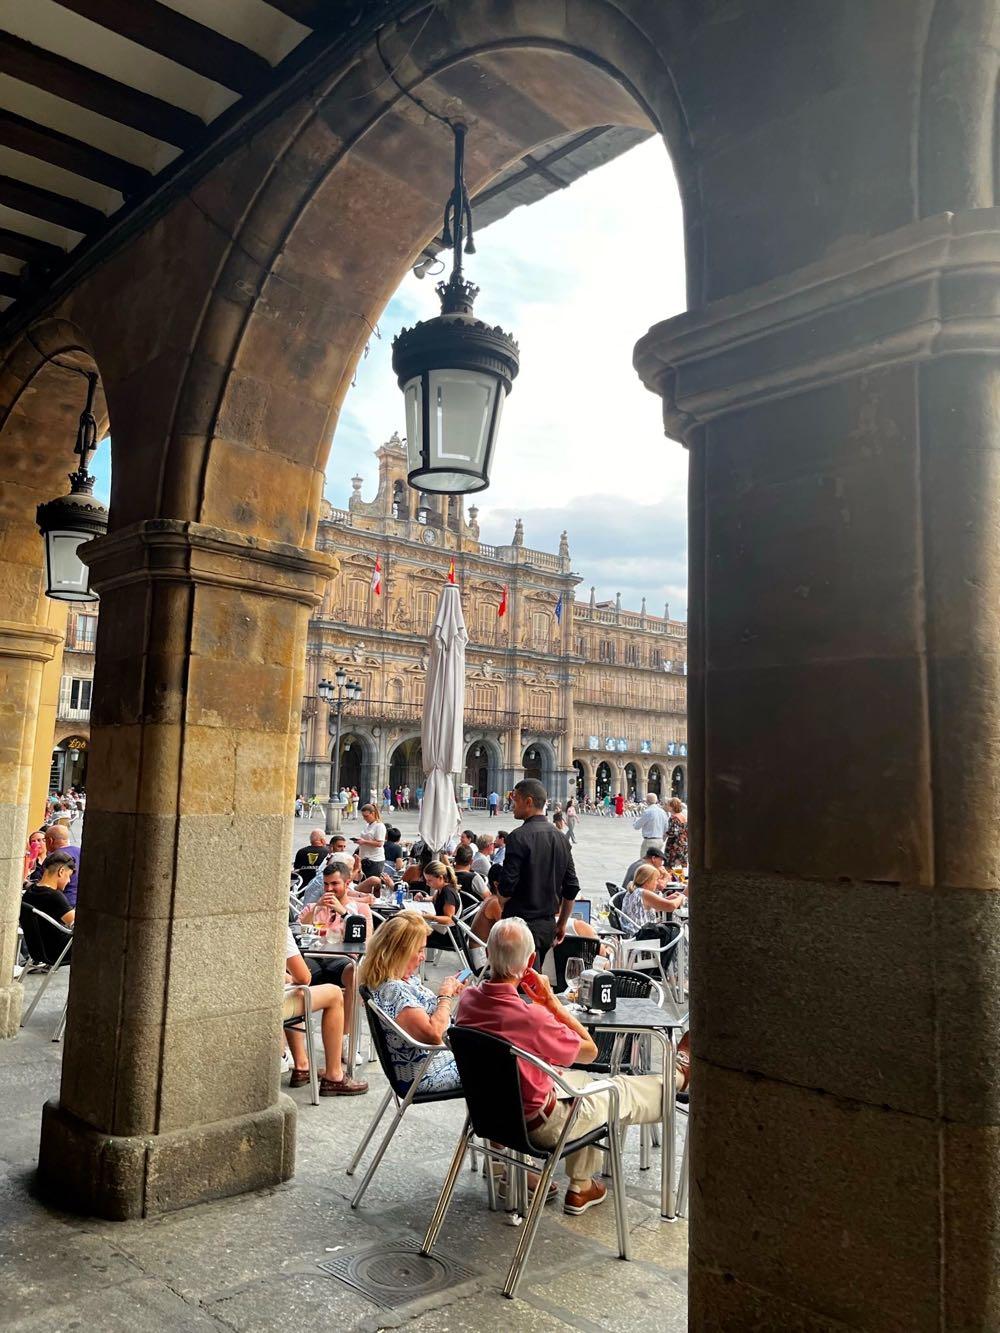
left=280, top=1047, right=294, bottom=1074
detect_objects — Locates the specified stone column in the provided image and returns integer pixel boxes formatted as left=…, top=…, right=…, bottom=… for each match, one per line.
left=37, top=520, right=334, bottom=1219
left=0, top=617, right=63, bottom=1035
left=636, top=210, right=1000, bottom=1330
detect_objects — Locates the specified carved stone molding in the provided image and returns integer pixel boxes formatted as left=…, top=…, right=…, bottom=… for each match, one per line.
left=0, top=619, right=63, bottom=663
left=635, top=208, right=1000, bottom=443
left=81, top=519, right=337, bottom=607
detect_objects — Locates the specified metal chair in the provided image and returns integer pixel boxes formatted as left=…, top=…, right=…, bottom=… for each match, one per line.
left=609, top=891, right=682, bottom=989
left=423, top=1025, right=629, bottom=1299
left=19, top=904, right=73, bottom=1041
left=282, top=983, right=319, bottom=1104
left=346, top=987, right=469, bottom=1208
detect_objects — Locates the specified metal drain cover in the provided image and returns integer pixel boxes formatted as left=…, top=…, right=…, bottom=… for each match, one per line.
left=317, top=1237, right=481, bottom=1309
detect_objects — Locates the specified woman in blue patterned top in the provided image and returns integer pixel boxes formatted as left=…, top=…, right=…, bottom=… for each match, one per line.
left=358, top=911, right=463, bottom=1093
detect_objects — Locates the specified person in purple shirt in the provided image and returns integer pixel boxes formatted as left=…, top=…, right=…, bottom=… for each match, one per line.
left=31, top=824, right=82, bottom=906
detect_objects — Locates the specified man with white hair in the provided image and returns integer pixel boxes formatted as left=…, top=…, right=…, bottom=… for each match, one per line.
left=455, top=917, right=668, bottom=1216
left=633, top=793, right=670, bottom=855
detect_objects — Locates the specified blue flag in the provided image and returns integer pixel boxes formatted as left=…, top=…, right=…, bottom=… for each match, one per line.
left=554, top=592, right=563, bottom=625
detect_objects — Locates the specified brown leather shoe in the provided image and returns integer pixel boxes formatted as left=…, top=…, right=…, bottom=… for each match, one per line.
left=289, top=1069, right=311, bottom=1088
left=320, top=1074, right=368, bottom=1096
left=564, top=1179, right=608, bottom=1215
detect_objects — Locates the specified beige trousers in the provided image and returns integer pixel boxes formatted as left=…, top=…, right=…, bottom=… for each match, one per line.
left=528, top=1069, right=663, bottom=1190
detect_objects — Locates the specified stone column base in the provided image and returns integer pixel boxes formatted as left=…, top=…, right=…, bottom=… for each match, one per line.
left=36, top=1095, right=296, bottom=1220
left=0, top=979, right=23, bottom=1038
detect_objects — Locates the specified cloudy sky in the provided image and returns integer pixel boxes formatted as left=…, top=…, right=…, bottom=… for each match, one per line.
left=327, top=137, right=690, bottom=618
left=90, top=138, right=689, bottom=615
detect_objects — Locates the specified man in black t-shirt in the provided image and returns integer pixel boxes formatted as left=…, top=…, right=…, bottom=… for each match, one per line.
left=499, top=779, right=580, bottom=964
left=21, top=851, right=76, bottom=965
left=294, top=829, right=331, bottom=874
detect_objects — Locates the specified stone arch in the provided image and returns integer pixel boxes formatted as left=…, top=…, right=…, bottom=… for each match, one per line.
left=595, top=760, right=614, bottom=800
left=646, top=763, right=663, bottom=797
left=388, top=735, right=423, bottom=797
left=572, top=757, right=590, bottom=800
left=522, top=738, right=556, bottom=793
left=623, top=761, right=639, bottom=800
left=464, top=736, right=501, bottom=799
left=671, top=764, right=687, bottom=801
left=333, top=729, right=378, bottom=798
left=164, top=3, right=698, bottom=545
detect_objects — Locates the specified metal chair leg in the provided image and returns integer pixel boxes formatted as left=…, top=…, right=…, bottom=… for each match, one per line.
left=346, top=1087, right=393, bottom=1176
left=51, top=997, right=68, bottom=1042
left=422, top=1120, right=472, bottom=1255
left=21, top=938, right=71, bottom=1026
left=608, top=1117, right=630, bottom=1261
left=484, top=1141, right=498, bottom=1212
left=350, top=1085, right=420, bottom=1209
left=302, top=993, right=319, bottom=1105
left=676, top=1114, right=690, bottom=1217
left=503, top=1148, right=562, bottom=1299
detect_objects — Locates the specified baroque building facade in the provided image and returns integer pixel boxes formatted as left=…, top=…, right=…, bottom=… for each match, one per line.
left=299, top=436, right=688, bottom=806
left=49, top=605, right=97, bottom=793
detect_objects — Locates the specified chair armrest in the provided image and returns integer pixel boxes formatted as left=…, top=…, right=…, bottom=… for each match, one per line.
left=453, top=918, right=487, bottom=949
left=30, top=908, right=73, bottom=937
left=366, top=998, right=448, bottom=1052
left=506, top=1044, right=621, bottom=1107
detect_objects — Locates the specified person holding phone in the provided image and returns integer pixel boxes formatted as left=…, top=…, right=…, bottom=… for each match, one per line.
left=457, top=916, right=678, bottom=1216
left=358, top=912, right=464, bottom=1093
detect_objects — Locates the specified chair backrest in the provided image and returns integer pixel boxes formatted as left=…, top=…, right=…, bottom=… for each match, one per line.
left=19, top=900, right=69, bottom=966
left=458, top=890, right=479, bottom=917
left=610, top=967, right=659, bottom=1000
left=607, top=888, right=633, bottom=935
left=360, top=986, right=430, bottom=1098
left=447, top=1025, right=537, bottom=1155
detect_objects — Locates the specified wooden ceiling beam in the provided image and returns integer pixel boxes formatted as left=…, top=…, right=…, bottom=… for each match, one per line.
left=0, top=110, right=150, bottom=196
left=0, top=34, right=204, bottom=149
left=261, top=0, right=333, bottom=29
left=0, top=226, right=65, bottom=265
left=51, top=0, right=272, bottom=97
left=0, top=175, right=106, bottom=234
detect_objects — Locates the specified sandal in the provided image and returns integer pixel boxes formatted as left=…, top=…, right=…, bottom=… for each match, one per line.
left=320, top=1074, right=369, bottom=1096
left=289, top=1069, right=311, bottom=1088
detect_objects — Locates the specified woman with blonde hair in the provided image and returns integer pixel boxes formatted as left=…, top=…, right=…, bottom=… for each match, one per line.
left=413, top=859, right=462, bottom=945
left=621, top=863, right=685, bottom=936
left=358, top=911, right=463, bottom=1092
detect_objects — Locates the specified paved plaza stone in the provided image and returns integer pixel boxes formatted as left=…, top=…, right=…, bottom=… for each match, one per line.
left=2, top=811, right=687, bottom=1331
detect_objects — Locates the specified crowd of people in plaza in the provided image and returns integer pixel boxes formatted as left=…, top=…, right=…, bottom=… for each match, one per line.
left=17, top=776, right=689, bottom=1219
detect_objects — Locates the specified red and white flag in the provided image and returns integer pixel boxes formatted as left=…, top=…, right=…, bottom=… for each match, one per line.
left=371, top=555, right=382, bottom=596
left=498, top=585, right=508, bottom=618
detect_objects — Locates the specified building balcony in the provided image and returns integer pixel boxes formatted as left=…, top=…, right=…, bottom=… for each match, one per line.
left=57, top=706, right=91, bottom=722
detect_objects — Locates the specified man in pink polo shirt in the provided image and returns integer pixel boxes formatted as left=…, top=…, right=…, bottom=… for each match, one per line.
left=456, top=916, right=663, bottom=1215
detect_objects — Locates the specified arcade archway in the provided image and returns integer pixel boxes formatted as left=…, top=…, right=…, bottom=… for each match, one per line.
left=464, top=738, right=501, bottom=800
left=389, top=737, right=423, bottom=798
left=647, top=764, right=663, bottom=796
left=595, top=761, right=613, bottom=800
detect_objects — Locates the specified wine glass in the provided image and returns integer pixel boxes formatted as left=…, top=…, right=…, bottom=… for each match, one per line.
left=564, top=956, right=584, bottom=1001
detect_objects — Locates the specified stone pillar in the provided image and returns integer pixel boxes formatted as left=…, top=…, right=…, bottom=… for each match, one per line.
left=0, top=618, right=63, bottom=1035
left=636, top=211, right=1000, bottom=1330
left=37, top=520, right=334, bottom=1219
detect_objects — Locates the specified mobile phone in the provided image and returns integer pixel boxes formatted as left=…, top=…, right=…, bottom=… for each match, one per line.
left=456, top=967, right=473, bottom=984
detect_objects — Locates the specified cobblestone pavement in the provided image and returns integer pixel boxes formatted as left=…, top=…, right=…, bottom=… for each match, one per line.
left=2, top=811, right=687, bottom=1332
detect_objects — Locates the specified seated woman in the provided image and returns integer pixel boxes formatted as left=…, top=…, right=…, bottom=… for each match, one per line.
left=468, top=862, right=503, bottom=952
left=357, top=911, right=463, bottom=1093
left=412, top=859, right=463, bottom=949
left=621, top=864, right=686, bottom=935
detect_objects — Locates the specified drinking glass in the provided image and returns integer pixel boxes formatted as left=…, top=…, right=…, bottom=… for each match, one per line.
left=564, top=956, right=584, bottom=1000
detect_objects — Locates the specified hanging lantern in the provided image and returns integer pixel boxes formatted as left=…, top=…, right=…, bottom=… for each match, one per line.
left=36, top=371, right=108, bottom=602
left=393, top=124, right=519, bottom=495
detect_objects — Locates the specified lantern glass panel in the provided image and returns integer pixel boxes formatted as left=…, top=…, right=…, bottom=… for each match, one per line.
left=427, top=368, right=496, bottom=490
left=403, top=378, right=422, bottom=472
left=45, top=530, right=98, bottom=602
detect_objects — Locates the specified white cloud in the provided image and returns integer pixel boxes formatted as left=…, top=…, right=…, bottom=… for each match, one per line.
left=328, top=137, right=690, bottom=616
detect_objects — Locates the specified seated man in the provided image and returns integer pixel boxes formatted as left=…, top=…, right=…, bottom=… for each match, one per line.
left=383, top=826, right=405, bottom=876
left=283, top=927, right=367, bottom=1095
left=28, top=822, right=82, bottom=907
left=472, top=834, right=494, bottom=877
left=453, top=844, right=488, bottom=900
left=491, top=831, right=507, bottom=866
left=457, top=917, right=685, bottom=1216
left=294, top=828, right=331, bottom=875
left=621, top=842, right=669, bottom=891
left=21, top=850, right=76, bottom=963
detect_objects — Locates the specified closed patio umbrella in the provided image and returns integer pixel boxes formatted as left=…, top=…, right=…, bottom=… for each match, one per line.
left=419, top=583, right=467, bottom=853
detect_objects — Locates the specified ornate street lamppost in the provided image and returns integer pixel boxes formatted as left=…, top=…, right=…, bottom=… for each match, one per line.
left=392, top=123, right=519, bottom=495
left=36, top=370, right=109, bottom=601
left=318, top=668, right=363, bottom=834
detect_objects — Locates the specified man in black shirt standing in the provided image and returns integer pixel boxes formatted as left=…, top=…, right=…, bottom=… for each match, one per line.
left=498, top=779, right=580, bottom=963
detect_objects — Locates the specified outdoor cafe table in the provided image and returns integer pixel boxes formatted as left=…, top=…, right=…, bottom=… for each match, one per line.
left=299, top=938, right=367, bottom=1078
left=562, top=993, right=688, bottom=1220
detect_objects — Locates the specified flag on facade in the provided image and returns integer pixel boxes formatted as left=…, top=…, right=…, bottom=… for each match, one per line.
left=498, top=584, right=508, bottom=618
left=447, top=557, right=456, bottom=585
left=371, top=555, right=382, bottom=596
left=554, top=592, right=563, bottom=625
